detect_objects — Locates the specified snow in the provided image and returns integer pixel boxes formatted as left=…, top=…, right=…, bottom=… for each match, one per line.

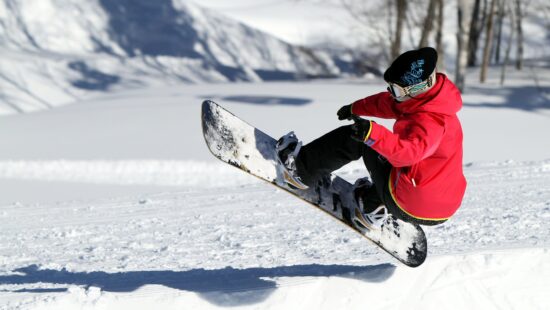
left=2, top=248, right=548, bottom=309
left=196, top=0, right=351, bottom=45
left=0, top=68, right=550, bottom=308
left=0, top=0, right=339, bottom=114
left=1, top=0, right=550, bottom=308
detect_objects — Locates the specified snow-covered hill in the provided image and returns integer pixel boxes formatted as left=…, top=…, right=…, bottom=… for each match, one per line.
left=0, top=0, right=339, bottom=114
left=0, top=64, right=549, bottom=308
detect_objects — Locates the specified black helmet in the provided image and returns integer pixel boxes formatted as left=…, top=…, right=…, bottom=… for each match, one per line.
left=384, top=47, right=438, bottom=87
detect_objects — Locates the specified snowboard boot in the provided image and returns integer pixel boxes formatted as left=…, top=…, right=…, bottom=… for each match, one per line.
left=352, top=177, right=389, bottom=230
left=353, top=177, right=380, bottom=212
left=275, top=131, right=309, bottom=190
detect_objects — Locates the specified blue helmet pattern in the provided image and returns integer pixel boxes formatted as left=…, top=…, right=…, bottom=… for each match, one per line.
left=400, top=59, right=425, bottom=86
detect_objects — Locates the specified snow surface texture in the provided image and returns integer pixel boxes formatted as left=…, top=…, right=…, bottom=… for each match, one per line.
left=0, top=0, right=338, bottom=114
left=0, top=158, right=549, bottom=309
left=1, top=66, right=550, bottom=308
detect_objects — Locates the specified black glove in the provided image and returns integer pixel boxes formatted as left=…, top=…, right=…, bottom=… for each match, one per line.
left=337, top=104, right=353, bottom=120
left=350, top=118, right=372, bottom=143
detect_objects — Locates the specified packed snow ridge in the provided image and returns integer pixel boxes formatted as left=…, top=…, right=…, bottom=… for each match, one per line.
left=0, top=0, right=340, bottom=114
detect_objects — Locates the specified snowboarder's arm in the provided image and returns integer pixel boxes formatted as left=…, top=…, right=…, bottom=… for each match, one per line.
left=365, top=114, right=445, bottom=167
left=351, top=92, right=398, bottom=119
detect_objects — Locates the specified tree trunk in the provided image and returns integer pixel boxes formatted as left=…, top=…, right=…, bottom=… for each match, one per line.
left=494, top=0, right=505, bottom=64
left=456, top=0, right=473, bottom=91
left=515, top=0, right=524, bottom=70
left=500, top=1, right=515, bottom=85
left=386, top=1, right=394, bottom=63
left=392, top=0, right=407, bottom=60
left=419, top=0, right=437, bottom=48
left=435, top=0, right=445, bottom=71
left=480, top=0, right=497, bottom=83
left=467, top=0, right=483, bottom=67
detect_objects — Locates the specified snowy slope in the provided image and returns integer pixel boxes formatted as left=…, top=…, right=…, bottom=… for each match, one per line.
left=0, top=63, right=550, bottom=308
left=0, top=0, right=338, bottom=114
left=1, top=137, right=550, bottom=308
left=0, top=159, right=549, bottom=309
left=1, top=0, right=549, bottom=307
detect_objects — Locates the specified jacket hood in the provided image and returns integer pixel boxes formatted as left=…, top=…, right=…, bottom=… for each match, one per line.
left=394, top=73, right=462, bottom=116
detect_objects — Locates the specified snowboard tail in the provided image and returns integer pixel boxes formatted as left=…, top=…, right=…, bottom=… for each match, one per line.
left=201, top=100, right=427, bottom=267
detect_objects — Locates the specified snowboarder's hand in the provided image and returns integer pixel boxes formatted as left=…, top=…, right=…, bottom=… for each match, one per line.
left=337, top=104, right=353, bottom=120
left=350, top=118, right=372, bottom=143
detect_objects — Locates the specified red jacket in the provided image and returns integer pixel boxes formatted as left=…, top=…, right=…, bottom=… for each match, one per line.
left=352, top=73, right=467, bottom=221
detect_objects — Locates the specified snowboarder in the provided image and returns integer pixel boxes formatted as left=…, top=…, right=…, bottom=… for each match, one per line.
left=277, top=47, right=467, bottom=228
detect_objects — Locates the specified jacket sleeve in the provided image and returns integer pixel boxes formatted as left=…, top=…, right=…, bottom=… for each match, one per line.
left=351, top=91, right=398, bottom=119
left=365, top=114, right=445, bottom=167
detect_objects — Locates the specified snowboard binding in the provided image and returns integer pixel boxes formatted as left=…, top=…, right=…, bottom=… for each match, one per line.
left=352, top=178, right=389, bottom=231
left=275, top=131, right=309, bottom=190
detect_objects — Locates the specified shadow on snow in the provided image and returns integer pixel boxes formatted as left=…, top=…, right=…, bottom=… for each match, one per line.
left=464, top=85, right=550, bottom=112
left=97, top=0, right=202, bottom=59
left=92, top=0, right=321, bottom=83
left=202, top=95, right=312, bottom=106
left=0, top=263, right=395, bottom=307
left=68, top=61, right=121, bottom=91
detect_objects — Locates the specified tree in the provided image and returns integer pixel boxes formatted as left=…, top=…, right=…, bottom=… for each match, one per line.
left=494, top=0, right=506, bottom=64
left=338, top=0, right=395, bottom=64
left=515, top=0, right=524, bottom=70
left=435, top=0, right=445, bottom=71
left=480, top=0, right=497, bottom=83
left=500, top=0, right=516, bottom=85
left=467, top=0, right=488, bottom=67
left=392, top=0, right=408, bottom=59
left=456, top=0, right=473, bottom=91
left=419, top=0, right=437, bottom=48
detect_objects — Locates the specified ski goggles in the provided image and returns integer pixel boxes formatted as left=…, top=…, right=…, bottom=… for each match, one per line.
left=387, top=71, right=436, bottom=100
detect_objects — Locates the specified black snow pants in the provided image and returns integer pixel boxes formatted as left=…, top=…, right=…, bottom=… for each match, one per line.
left=295, top=125, right=445, bottom=226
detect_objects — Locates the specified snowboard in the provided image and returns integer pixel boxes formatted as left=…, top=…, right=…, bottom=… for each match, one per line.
left=201, top=100, right=427, bottom=267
